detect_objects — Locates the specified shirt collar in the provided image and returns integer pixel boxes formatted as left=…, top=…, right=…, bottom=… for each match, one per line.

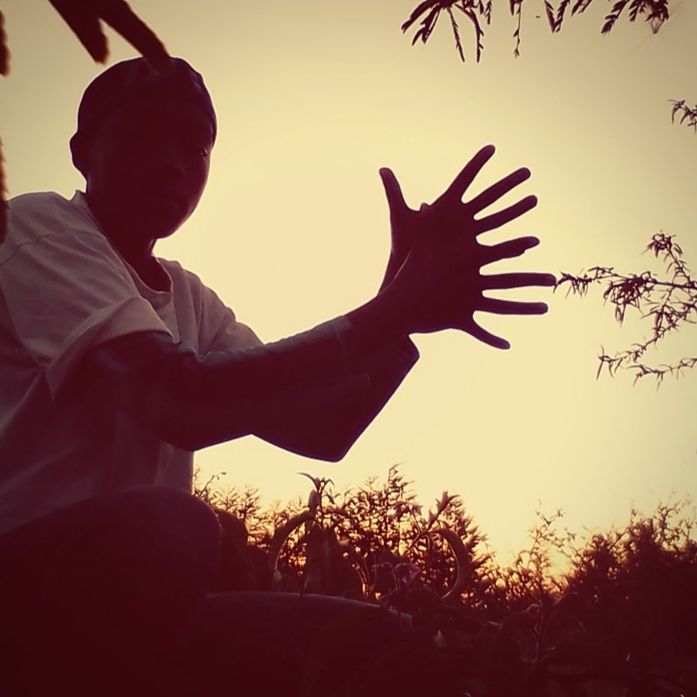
left=69, top=190, right=173, bottom=300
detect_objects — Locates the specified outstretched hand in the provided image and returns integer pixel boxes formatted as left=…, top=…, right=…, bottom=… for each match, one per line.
left=378, top=145, right=555, bottom=349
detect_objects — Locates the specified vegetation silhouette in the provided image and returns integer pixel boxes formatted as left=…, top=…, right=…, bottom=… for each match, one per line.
left=196, top=465, right=697, bottom=697
left=557, top=233, right=697, bottom=383
left=401, top=0, right=671, bottom=62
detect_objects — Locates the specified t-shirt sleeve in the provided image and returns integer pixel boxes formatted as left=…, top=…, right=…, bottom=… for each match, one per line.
left=198, top=277, right=418, bottom=392
left=0, top=201, right=172, bottom=399
left=201, top=291, right=263, bottom=354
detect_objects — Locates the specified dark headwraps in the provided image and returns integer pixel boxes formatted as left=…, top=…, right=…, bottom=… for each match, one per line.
left=70, top=56, right=216, bottom=175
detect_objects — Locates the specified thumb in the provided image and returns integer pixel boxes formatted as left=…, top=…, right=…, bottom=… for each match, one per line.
left=379, top=167, right=408, bottom=220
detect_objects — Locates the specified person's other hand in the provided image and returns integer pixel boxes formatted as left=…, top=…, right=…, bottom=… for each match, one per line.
left=379, top=145, right=555, bottom=348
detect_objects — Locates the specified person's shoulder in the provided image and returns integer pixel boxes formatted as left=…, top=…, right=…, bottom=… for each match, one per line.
left=7, top=191, right=97, bottom=245
left=6, top=191, right=93, bottom=239
left=3, top=192, right=69, bottom=258
left=8, top=190, right=71, bottom=218
left=2, top=190, right=102, bottom=264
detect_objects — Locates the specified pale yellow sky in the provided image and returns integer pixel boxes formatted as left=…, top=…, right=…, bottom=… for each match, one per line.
left=2, top=0, right=696, bottom=565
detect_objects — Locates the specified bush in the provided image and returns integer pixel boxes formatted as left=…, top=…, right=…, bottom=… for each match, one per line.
left=194, top=465, right=697, bottom=696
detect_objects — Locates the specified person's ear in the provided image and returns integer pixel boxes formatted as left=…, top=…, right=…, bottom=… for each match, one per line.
left=69, top=132, right=89, bottom=178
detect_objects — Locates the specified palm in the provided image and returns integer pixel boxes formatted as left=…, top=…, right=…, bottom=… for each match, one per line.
left=379, top=145, right=555, bottom=349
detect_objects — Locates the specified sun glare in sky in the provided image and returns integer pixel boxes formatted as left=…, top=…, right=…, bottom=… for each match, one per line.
left=2, top=0, right=696, bottom=565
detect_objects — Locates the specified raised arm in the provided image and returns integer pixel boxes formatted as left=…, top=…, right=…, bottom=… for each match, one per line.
left=80, top=145, right=555, bottom=460
left=81, top=318, right=418, bottom=460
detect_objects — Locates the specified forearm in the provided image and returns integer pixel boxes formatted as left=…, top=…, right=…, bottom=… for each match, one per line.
left=254, top=335, right=419, bottom=460
left=80, top=302, right=413, bottom=454
left=344, top=285, right=410, bottom=355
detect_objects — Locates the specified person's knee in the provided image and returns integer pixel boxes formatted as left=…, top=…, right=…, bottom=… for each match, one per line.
left=134, top=486, right=220, bottom=538
left=0, top=488, right=221, bottom=694
left=113, top=487, right=221, bottom=573
left=41, top=486, right=222, bottom=592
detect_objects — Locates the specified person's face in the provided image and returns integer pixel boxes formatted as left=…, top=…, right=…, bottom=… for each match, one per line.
left=84, top=95, right=214, bottom=242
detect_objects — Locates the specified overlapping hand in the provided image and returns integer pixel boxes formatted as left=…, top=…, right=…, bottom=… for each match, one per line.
left=378, top=145, right=555, bottom=349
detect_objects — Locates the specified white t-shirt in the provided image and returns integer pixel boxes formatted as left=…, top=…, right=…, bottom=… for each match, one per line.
left=0, top=190, right=268, bottom=534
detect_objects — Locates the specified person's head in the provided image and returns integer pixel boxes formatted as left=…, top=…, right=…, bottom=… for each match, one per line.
left=70, top=57, right=217, bottom=242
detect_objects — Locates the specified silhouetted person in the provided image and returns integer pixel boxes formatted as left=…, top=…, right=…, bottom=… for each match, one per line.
left=0, top=57, right=554, bottom=695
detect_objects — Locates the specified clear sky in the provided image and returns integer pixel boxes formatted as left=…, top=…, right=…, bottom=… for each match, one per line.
left=2, top=0, right=695, bottom=567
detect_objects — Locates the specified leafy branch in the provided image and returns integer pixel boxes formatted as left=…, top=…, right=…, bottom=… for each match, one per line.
left=671, top=99, right=697, bottom=131
left=556, top=233, right=697, bottom=384
left=196, top=466, right=697, bottom=695
left=402, top=0, right=672, bottom=62
left=401, top=1, right=493, bottom=62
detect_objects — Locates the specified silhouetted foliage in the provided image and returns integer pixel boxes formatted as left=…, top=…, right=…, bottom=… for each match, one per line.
left=0, top=10, right=8, bottom=76
left=402, top=1, right=493, bottom=62
left=195, top=465, right=697, bottom=696
left=402, top=0, right=672, bottom=62
left=671, top=99, right=697, bottom=131
left=0, top=9, right=8, bottom=244
left=557, top=233, right=697, bottom=383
